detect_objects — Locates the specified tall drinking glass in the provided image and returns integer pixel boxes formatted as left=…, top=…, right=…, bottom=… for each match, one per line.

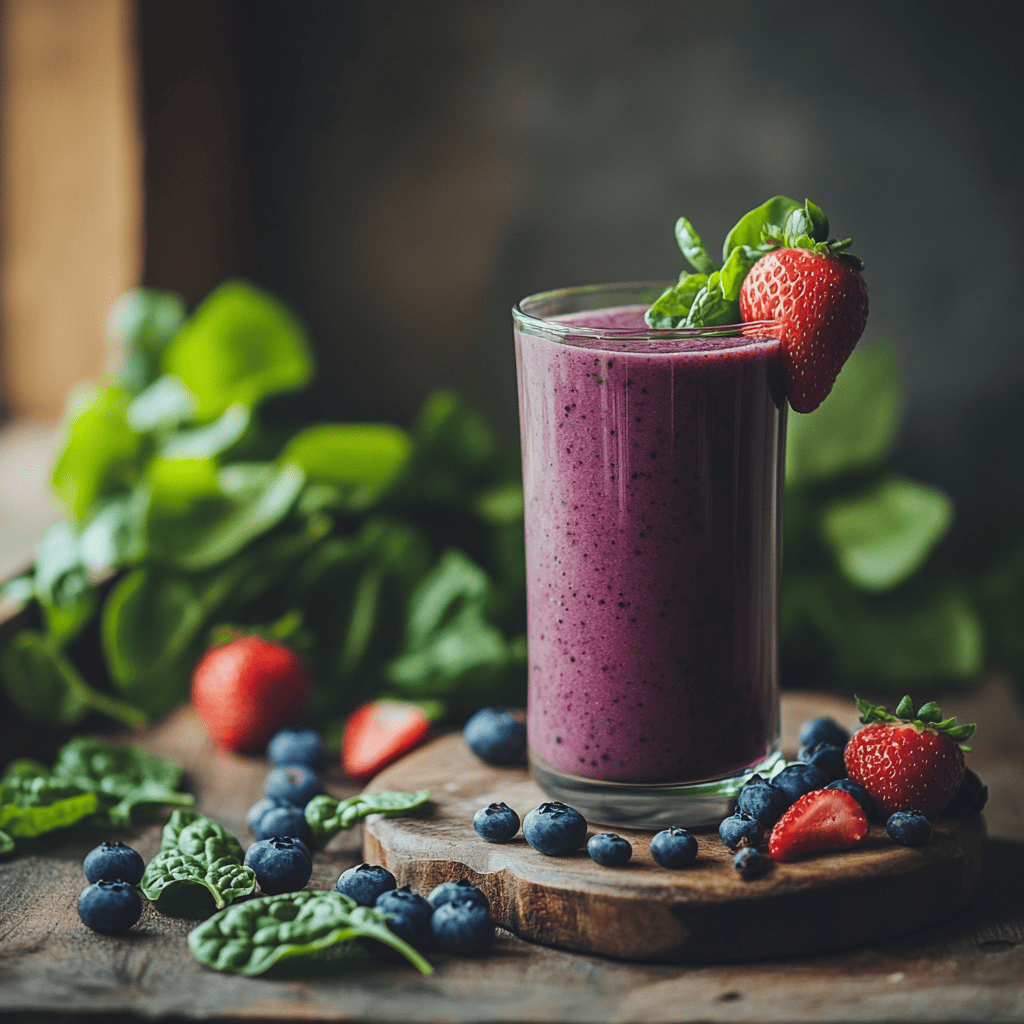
left=513, top=282, right=786, bottom=828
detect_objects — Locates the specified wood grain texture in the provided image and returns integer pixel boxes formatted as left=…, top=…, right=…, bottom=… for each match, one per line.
left=363, top=723, right=985, bottom=962
left=0, top=685, right=1022, bottom=1023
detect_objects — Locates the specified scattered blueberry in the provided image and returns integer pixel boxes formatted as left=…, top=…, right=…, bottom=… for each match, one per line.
left=463, top=707, right=527, bottom=766
left=430, top=898, right=495, bottom=955
left=247, top=795, right=295, bottom=833
left=375, top=886, right=434, bottom=946
left=827, top=778, right=879, bottom=821
left=796, top=742, right=847, bottom=781
left=735, top=774, right=791, bottom=827
left=264, top=765, right=323, bottom=808
left=267, top=727, right=323, bottom=771
left=335, top=863, right=397, bottom=906
left=83, top=841, right=145, bottom=885
left=798, top=716, right=850, bottom=751
left=587, top=833, right=632, bottom=867
left=427, top=878, right=489, bottom=910
left=473, top=801, right=521, bottom=843
left=772, top=763, right=829, bottom=803
left=945, top=768, right=989, bottom=817
left=78, top=880, right=143, bottom=934
left=245, top=837, right=313, bottom=895
left=522, top=801, right=588, bottom=855
left=255, top=804, right=314, bottom=847
left=733, top=847, right=771, bottom=879
left=886, top=809, right=932, bottom=846
left=718, top=812, right=764, bottom=852
left=650, top=827, right=698, bottom=869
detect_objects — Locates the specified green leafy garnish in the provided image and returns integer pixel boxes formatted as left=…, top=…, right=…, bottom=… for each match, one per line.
left=304, top=789, right=430, bottom=850
left=854, top=695, right=976, bottom=748
left=645, top=195, right=861, bottom=329
left=0, top=737, right=193, bottom=855
left=141, top=809, right=256, bottom=916
left=188, top=889, right=433, bottom=976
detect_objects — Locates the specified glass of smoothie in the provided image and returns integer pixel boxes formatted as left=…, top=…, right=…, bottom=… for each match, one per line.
left=513, top=281, right=786, bottom=828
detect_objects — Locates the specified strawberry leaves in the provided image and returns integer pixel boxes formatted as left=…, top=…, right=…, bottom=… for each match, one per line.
left=854, top=695, right=976, bottom=747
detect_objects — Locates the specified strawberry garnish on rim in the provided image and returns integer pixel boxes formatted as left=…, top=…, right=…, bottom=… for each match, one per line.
left=768, top=788, right=870, bottom=862
left=738, top=204, right=869, bottom=413
left=844, top=696, right=975, bottom=820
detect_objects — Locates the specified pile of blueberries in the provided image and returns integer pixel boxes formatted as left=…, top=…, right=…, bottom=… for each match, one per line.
left=249, top=726, right=496, bottom=956
left=77, top=840, right=147, bottom=933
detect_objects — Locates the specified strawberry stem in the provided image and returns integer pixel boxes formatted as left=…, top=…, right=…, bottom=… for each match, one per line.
left=854, top=694, right=976, bottom=747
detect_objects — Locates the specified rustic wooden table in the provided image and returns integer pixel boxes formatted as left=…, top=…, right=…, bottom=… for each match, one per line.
left=1, top=678, right=1022, bottom=1024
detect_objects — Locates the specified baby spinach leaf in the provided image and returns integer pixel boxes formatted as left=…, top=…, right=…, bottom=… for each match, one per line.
left=142, top=810, right=255, bottom=916
left=304, top=790, right=430, bottom=850
left=126, top=374, right=198, bottom=432
left=721, top=195, right=802, bottom=260
left=0, top=631, right=146, bottom=730
left=188, top=889, right=433, bottom=976
left=146, top=462, right=305, bottom=571
left=50, top=382, right=143, bottom=523
left=49, top=736, right=194, bottom=826
left=107, top=287, right=188, bottom=396
left=160, top=403, right=251, bottom=460
left=644, top=273, right=709, bottom=329
left=674, top=217, right=718, bottom=275
left=0, top=779, right=99, bottom=839
left=0, top=830, right=14, bottom=856
left=281, top=424, right=411, bottom=494
left=821, top=475, right=954, bottom=591
left=162, top=280, right=313, bottom=423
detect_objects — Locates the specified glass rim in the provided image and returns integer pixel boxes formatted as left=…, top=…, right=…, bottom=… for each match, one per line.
left=512, top=280, right=779, bottom=349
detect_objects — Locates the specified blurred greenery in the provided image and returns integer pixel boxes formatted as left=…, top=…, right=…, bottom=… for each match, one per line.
left=1, top=281, right=1021, bottom=755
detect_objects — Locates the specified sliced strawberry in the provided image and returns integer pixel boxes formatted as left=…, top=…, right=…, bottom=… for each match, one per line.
left=739, top=247, right=869, bottom=413
left=768, top=788, right=870, bottom=862
left=341, top=699, right=431, bottom=782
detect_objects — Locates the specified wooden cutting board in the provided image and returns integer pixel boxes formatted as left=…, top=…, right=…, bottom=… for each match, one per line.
left=363, top=694, right=985, bottom=962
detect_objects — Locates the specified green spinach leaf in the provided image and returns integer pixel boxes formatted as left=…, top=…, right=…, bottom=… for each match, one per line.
left=304, top=790, right=430, bottom=850
left=188, top=889, right=433, bottom=976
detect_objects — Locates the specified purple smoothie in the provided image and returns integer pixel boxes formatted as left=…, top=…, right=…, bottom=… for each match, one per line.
left=515, top=304, right=784, bottom=784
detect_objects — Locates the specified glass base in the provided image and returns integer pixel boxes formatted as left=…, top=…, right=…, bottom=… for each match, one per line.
left=529, top=748, right=785, bottom=830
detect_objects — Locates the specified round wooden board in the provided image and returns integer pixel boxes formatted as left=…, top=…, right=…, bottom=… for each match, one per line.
left=363, top=694, right=985, bottom=962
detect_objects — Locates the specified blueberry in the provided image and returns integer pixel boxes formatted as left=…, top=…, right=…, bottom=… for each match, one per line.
left=267, top=727, right=323, bottom=771
left=247, top=795, right=295, bottom=833
left=522, top=801, right=588, bottom=855
left=78, top=880, right=143, bottom=934
left=735, top=774, right=791, bottom=827
left=245, top=837, right=313, bottom=895
left=650, top=827, right=698, bottom=868
left=375, top=886, right=434, bottom=946
left=771, top=763, right=828, bottom=803
left=83, top=841, right=145, bottom=885
left=587, top=833, right=632, bottom=867
left=733, top=847, right=771, bottom=879
left=430, top=898, right=495, bottom=955
left=945, top=768, right=988, bottom=817
left=255, top=804, right=314, bottom=848
left=796, top=742, right=847, bottom=781
left=827, top=778, right=879, bottom=821
left=718, top=812, right=764, bottom=851
left=335, top=863, right=397, bottom=906
left=886, top=810, right=932, bottom=846
left=264, top=765, right=323, bottom=808
left=473, top=802, right=521, bottom=843
left=463, top=707, right=527, bottom=766
left=798, top=716, right=850, bottom=751
left=427, top=878, right=489, bottom=910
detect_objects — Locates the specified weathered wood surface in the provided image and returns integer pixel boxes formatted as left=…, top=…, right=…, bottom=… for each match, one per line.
left=1, top=680, right=1023, bottom=1024
left=364, top=719, right=985, bottom=962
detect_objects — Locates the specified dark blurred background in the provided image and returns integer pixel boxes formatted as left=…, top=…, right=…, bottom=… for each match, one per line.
left=137, top=0, right=1021, bottom=532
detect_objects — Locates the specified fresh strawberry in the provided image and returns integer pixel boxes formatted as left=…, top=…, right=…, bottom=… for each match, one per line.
left=768, top=788, right=870, bottom=862
left=844, top=696, right=974, bottom=819
left=341, top=699, right=431, bottom=782
left=191, top=637, right=310, bottom=754
left=740, top=246, right=868, bottom=413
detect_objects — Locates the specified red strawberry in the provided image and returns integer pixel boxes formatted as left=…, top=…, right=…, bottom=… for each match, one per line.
left=341, top=699, right=431, bottom=782
left=191, top=637, right=311, bottom=754
left=844, top=696, right=973, bottom=819
left=740, top=247, right=868, bottom=413
left=768, top=788, right=870, bottom=862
